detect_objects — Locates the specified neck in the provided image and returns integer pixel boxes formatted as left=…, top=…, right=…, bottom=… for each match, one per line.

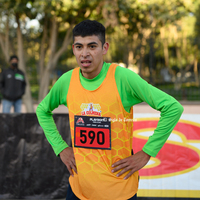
left=82, top=61, right=104, bottom=79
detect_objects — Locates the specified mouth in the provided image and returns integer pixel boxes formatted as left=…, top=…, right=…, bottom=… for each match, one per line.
left=81, top=60, right=91, bottom=67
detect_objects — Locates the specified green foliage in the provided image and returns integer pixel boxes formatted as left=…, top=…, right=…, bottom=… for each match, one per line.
left=0, top=0, right=199, bottom=101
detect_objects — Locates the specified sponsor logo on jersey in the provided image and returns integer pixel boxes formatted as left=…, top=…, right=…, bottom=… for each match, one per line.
left=80, top=103, right=101, bottom=116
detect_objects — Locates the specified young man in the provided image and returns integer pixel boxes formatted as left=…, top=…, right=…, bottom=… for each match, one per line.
left=36, top=20, right=184, bottom=200
left=0, top=55, right=26, bottom=113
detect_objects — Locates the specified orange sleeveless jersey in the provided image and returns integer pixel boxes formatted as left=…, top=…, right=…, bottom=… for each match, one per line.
left=67, top=64, right=138, bottom=200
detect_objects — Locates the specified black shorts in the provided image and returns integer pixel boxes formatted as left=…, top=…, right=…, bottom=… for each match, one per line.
left=66, top=184, right=137, bottom=200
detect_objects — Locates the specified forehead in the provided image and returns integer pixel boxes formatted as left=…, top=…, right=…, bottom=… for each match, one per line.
left=10, top=58, right=18, bottom=62
left=74, top=35, right=101, bottom=45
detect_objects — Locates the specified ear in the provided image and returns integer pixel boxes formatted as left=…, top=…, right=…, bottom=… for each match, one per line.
left=102, top=42, right=109, bottom=55
left=72, top=44, right=75, bottom=55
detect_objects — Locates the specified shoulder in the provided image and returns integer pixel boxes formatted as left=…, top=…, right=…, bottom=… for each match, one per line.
left=1, top=68, right=11, bottom=76
left=17, top=69, right=25, bottom=75
left=2, top=68, right=10, bottom=73
left=115, top=65, right=142, bottom=80
left=53, top=69, right=74, bottom=88
left=58, top=69, right=74, bottom=80
left=114, top=65, right=150, bottom=94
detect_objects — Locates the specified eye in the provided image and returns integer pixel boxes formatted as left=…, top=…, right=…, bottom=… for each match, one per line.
left=89, top=45, right=96, bottom=49
left=75, top=45, right=82, bottom=49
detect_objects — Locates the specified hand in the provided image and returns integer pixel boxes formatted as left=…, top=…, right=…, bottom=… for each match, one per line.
left=59, top=147, right=77, bottom=177
left=111, top=150, right=151, bottom=180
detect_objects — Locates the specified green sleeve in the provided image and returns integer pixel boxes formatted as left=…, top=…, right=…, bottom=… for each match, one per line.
left=115, top=67, right=184, bottom=157
left=36, top=70, right=73, bottom=156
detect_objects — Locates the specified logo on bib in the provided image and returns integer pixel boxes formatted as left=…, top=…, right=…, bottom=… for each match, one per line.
left=76, top=117, right=85, bottom=124
left=80, top=103, right=101, bottom=116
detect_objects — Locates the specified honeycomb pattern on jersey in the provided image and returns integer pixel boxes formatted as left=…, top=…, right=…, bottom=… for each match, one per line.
left=67, top=72, right=133, bottom=178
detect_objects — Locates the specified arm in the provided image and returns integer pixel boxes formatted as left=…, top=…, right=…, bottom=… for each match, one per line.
left=36, top=95, right=69, bottom=156
left=112, top=67, right=184, bottom=178
left=36, top=71, right=73, bottom=155
left=131, top=77, right=184, bottom=157
left=36, top=74, right=68, bottom=156
left=36, top=70, right=77, bottom=175
left=0, top=70, right=5, bottom=95
left=115, top=67, right=184, bottom=157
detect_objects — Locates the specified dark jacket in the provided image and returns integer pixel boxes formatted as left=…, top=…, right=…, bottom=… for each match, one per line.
left=0, top=67, right=26, bottom=101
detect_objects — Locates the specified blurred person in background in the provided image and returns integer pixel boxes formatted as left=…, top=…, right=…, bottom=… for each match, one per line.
left=0, top=55, right=26, bottom=113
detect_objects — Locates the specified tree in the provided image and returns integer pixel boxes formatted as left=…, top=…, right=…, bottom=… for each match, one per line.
left=194, top=3, right=200, bottom=86
left=0, top=0, right=35, bottom=112
left=35, top=0, right=143, bottom=101
left=1, top=0, right=199, bottom=106
left=0, top=12, right=10, bottom=63
left=32, top=0, right=105, bottom=101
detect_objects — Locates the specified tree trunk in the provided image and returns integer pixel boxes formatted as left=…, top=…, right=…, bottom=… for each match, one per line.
left=0, top=15, right=10, bottom=63
left=176, top=45, right=182, bottom=70
left=39, top=14, right=48, bottom=83
left=16, top=14, right=34, bottom=112
left=5, top=15, right=9, bottom=62
left=149, top=34, right=154, bottom=84
left=194, top=58, right=199, bottom=87
left=38, top=16, right=73, bottom=102
left=139, top=47, right=145, bottom=77
left=163, top=38, right=175, bottom=76
left=163, top=38, right=169, bottom=67
left=38, top=67, right=51, bottom=102
left=38, top=16, right=58, bottom=102
left=128, top=50, right=133, bottom=66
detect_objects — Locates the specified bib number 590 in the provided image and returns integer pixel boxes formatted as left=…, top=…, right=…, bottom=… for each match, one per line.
left=75, top=127, right=111, bottom=149
left=80, top=130, right=105, bottom=145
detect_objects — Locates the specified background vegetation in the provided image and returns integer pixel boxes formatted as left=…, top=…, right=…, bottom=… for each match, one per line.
left=0, top=0, right=199, bottom=112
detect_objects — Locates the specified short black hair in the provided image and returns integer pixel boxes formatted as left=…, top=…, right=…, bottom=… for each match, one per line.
left=73, top=20, right=106, bottom=46
left=9, top=55, right=18, bottom=61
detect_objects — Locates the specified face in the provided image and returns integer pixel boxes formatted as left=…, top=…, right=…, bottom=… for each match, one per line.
left=72, top=35, right=109, bottom=79
left=10, top=58, right=18, bottom=64
left=10, top=58, right=18, bottom=68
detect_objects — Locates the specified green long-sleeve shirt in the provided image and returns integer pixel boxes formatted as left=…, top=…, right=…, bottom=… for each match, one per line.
left=36, top=62, right=183, bottom=157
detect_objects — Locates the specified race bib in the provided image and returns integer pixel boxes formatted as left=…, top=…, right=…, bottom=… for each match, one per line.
left=74, top=115, right=111, bottom=150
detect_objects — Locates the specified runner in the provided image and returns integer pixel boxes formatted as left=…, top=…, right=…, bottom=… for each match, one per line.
left=36, top=19, right=184, bottom=200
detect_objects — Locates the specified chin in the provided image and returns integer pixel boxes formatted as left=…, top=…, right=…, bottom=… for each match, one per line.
left=81, top=66, right=91, bottom=71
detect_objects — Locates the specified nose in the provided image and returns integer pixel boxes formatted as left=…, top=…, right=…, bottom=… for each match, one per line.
left=81, top=47, right=89, bottom=57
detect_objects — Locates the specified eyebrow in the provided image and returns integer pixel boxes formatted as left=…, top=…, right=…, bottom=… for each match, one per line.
left=74, top=42, right=98, bottom=46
